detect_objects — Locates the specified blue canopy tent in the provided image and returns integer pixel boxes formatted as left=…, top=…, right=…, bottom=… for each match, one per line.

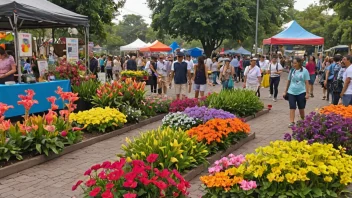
left=169, top=42, right=180, bottom=53
left=235, top=47, right=251, bottom=55
left=224, top=49, right=237, bottom=54
left=187, top=47, right=204, bottom=57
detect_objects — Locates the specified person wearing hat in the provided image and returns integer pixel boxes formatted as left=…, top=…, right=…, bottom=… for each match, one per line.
left=243, top=57, right=262, bottom=94
left=170, top=52, right=191, bottom=100
left=219, top=58, right=235, bottom=89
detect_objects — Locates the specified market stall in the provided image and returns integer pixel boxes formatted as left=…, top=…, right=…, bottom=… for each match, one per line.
left=0, top=0, right=89, bottom=118
left=263, top=20, right=324, bottom=57
left=235, top=47, right=251, bottom=56
left=186, top=47, right=203, bottom=57
left=140, top=40, right=172, bottom=52
left=120, top=38, right=147, bottom=51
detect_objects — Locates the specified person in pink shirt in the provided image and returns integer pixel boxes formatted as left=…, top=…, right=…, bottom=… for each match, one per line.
left=0, top=47, right=16, bottom=84
left=305, top=56, right=316, bottom=97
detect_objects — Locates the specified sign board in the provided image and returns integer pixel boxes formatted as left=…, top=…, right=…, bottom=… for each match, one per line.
left=37, top=60, right=48, bottom=77
left=66, top=38, right=79, bottom=62
left=97, top=72, right=106, bottom=83
left=18, top=33, right=32, bottom=57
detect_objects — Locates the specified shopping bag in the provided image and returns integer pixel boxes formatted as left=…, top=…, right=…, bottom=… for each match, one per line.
left=261, top=74, right=270, bottom=88
left=228, top=77, right=234, bottom=89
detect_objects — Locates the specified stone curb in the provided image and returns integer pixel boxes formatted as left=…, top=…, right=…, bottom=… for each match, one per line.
left=0, top=114, right=166, bottom=179
left=182, top=109, right=269, bottom=181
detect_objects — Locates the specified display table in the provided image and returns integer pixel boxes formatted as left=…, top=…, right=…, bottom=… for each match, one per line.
left=0, top=80, right=71, bottom=118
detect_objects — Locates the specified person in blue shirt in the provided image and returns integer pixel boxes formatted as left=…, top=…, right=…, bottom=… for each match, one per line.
left=324, top=55, right=342, bottom=103
left=283, top=57, right=310, bottom=128
left=230, top=56, right=239, bottom=82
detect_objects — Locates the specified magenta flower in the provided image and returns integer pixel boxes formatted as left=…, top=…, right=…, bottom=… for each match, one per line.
left=239, top=180, right=257, bottom=191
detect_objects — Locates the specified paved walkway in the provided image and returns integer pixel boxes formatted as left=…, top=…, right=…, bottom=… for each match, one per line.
left=0, top=73, right=332, bottom=198
left=188, top=74, right=331, bottom=198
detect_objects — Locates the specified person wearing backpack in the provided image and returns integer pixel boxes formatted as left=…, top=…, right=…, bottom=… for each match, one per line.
left=267, top=55, right=283, bottom=102
left=324, top=55, right=341, bottom=103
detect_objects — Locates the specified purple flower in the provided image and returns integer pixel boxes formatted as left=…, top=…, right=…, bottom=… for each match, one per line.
left=284, top=133, right=292, bottom=141
left=183, top=106, right=236, bottom=123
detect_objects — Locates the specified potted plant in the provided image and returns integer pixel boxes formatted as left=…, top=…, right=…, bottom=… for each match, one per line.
left=72, top=79, right=100, bottom=112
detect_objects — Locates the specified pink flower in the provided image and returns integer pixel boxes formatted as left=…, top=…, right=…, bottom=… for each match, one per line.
left=60, top=131, right=68, bottom=137
left=239, top=180, right=257, bottom=191
left=84, top=169, right=92, bottom=176
left=44, top=125, right=56, bottom=132
left=146, top=153, right=158, bottom=163
left=85, top=178, right=96, bottom=187
left=72, top=180, right=83, bottom=191
left=101, top=190, right=113, bottom=198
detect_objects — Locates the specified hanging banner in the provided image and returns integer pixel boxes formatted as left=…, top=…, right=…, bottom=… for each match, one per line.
left=66, top=38, right=79, bottom=62
left=18, top=33, right=32, bottom=57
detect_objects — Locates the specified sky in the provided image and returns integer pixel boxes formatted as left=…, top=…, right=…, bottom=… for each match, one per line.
left=115, top=0, right=318, bottom=24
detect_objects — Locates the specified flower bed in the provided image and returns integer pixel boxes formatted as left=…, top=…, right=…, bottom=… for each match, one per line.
left=187, top=118, right=250, bottom=153
left=285, top=112, right=352, bottom=155
left=72, top=154, right=190, bottom=198
left=162, top=112, right=202, bottom=131
left=54, top=60, right=90, bottom=85
left=183, top=106, right=236, bottom=123
left=121, top=70, right=148, bottom=81
left=320, top=104, right=352, bottom=119
left=0, top=87, right=82, bottom=162
left=205, top=89, right=264, bottom=117
left=201, top=141, right=352, bottom=197
left=70, top=107, right=127, bottom=133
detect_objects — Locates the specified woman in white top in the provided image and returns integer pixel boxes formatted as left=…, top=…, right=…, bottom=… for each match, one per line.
left=243, top=57, right=262, bottom=94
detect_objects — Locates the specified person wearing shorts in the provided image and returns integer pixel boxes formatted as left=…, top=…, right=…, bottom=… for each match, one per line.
left=193, top=56, right=208, bottom=98
left=170, top=52, right=191, bottom=100
left=157, top=55, right=169, bottom=96
left=283, top=57, right=310, bottom=128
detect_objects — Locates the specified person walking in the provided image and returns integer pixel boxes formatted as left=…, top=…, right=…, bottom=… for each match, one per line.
left=340, top=55, right=352, bottom=106
left=230, top=55, right=240, bottom=82
left=156, top=55, right=169, bottom=96
left=305, top=55, right=316, bottom=98
left=193, top=56, right=208, bottom=98
left=243, top=57, right=262, bottom=93
left=89, top=52, right=98, bottom=78
left=149, top=56, right=158, bottom=94
left=219, top=58, right=235, bottom=90
left=267, top=55, right=283, bottom=101
left=126, top=55, right=137, bottom=71
left=325, top=55, right=341, bottom=103
left=283, top=57, right=310, bottom=128
left=211, top=57, right=219, bottom=85
left=170, top=52, right=191, bottom=100
left=105, top=55, right=113, bottom=80
left=112, top=56, right=121, bottom=81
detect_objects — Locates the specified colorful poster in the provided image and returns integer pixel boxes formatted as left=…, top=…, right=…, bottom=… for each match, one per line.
left=66, top=38, right=79, bottom=62
left=18, top=33, right=32, bottom=57
left=37, top=60, right=48, bottom=77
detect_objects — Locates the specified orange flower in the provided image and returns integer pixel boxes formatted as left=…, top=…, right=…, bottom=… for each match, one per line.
left=200, top=172, right=243, bottom=191
left=187, top=118, right=250, bottom=144
left=320, top=105, right=352, bottom=119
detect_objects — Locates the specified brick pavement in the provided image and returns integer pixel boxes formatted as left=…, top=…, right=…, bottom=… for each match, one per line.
left=0, top=73, right=332, bottom=198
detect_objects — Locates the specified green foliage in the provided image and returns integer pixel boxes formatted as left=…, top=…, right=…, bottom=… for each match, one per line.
left=205, top=89, right=264, bottom=117
left=0, top=140, right=22, bottom=161
left=121, top=128, right=209, bottom=173
left=49, top=0, right=126, bottom=40
left=118, top=14, right=148, bottom=44
left=120, top=104, right=143, bottom=123
left=71, top=79, right=100, bottom=102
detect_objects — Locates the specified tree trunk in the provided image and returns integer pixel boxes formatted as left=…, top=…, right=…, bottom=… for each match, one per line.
left=203, top=45, right=214, bottom=58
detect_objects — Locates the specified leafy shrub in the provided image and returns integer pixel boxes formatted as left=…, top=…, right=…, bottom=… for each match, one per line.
left=285, top=112, right=352, bottom=155
left=183, top=106, right=236, bottom=123
left=120, top=105, right=143, bottom=123
left=54, top=60, right=92, bottom=86
left=141, top=95, right=172, bottom=117
left=162, top=112, right=202, bottom=131
left=187, top=118, right=250, bottom=153
left=70, top=107, right=127, bottom=133
left=72, top=155, right=190, bottom=198
left=121, top=127, right=209, bottom=173
left=169, top=98, right=199, bottom=112
left=201, top=141, right=352, bottom=198
left=71, top=79, right=100, bottom=102
left=205, top=89, right=264, bottom=117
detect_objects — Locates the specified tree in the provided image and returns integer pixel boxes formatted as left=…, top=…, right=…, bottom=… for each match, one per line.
left=117, top=14, right=148, bottom=44
left=103, top=25, right=125, bottom=54
left=147, top=0, right=253, bottom=56
left=49, top=0, right=125, bottom=40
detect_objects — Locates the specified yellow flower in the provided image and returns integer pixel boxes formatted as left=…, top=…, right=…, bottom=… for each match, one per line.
left=324, top=176, right=333, bottom=182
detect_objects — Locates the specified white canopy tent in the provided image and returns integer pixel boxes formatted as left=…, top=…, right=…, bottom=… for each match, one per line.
left=120, top=38, right=147, bottom=51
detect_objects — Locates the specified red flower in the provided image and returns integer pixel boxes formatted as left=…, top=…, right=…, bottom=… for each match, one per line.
left=111, top=158, right=126, bottom=169
left=71, top=180, right=83, bottom=191
left=139, top=177, right=150, bottom=185
left=101, top=161, right=112, bottom=169
left=154, top=181, right=167, bottom=191
left=146, top=153, right=158, bottom=163
left=107, top=169, right=124, bottom=181
left=173, top=192, right=179, bottom=197
left=123, top=180, right=137, bottom=188
left=123, top=192, right=137, bottom=198
left=101, top=190, right=113, bottom=198
left=89, top=187, right=101, bottom=197
left=91, top=164, right=101, bottom=171
left=131, top=160, right=144, bottom=167
left=158, top=169, right=170, bottom=178
left=124, top=172, right=137, bottom=181
left=85, top=178, right=96, bottom=187
left=84, top=169, right=92, bottom=176
left=60, top=131, right=68, bottom=137
left=105, top=183, right=114, bottom=190
left=98, top=171, right=107, bottom=179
